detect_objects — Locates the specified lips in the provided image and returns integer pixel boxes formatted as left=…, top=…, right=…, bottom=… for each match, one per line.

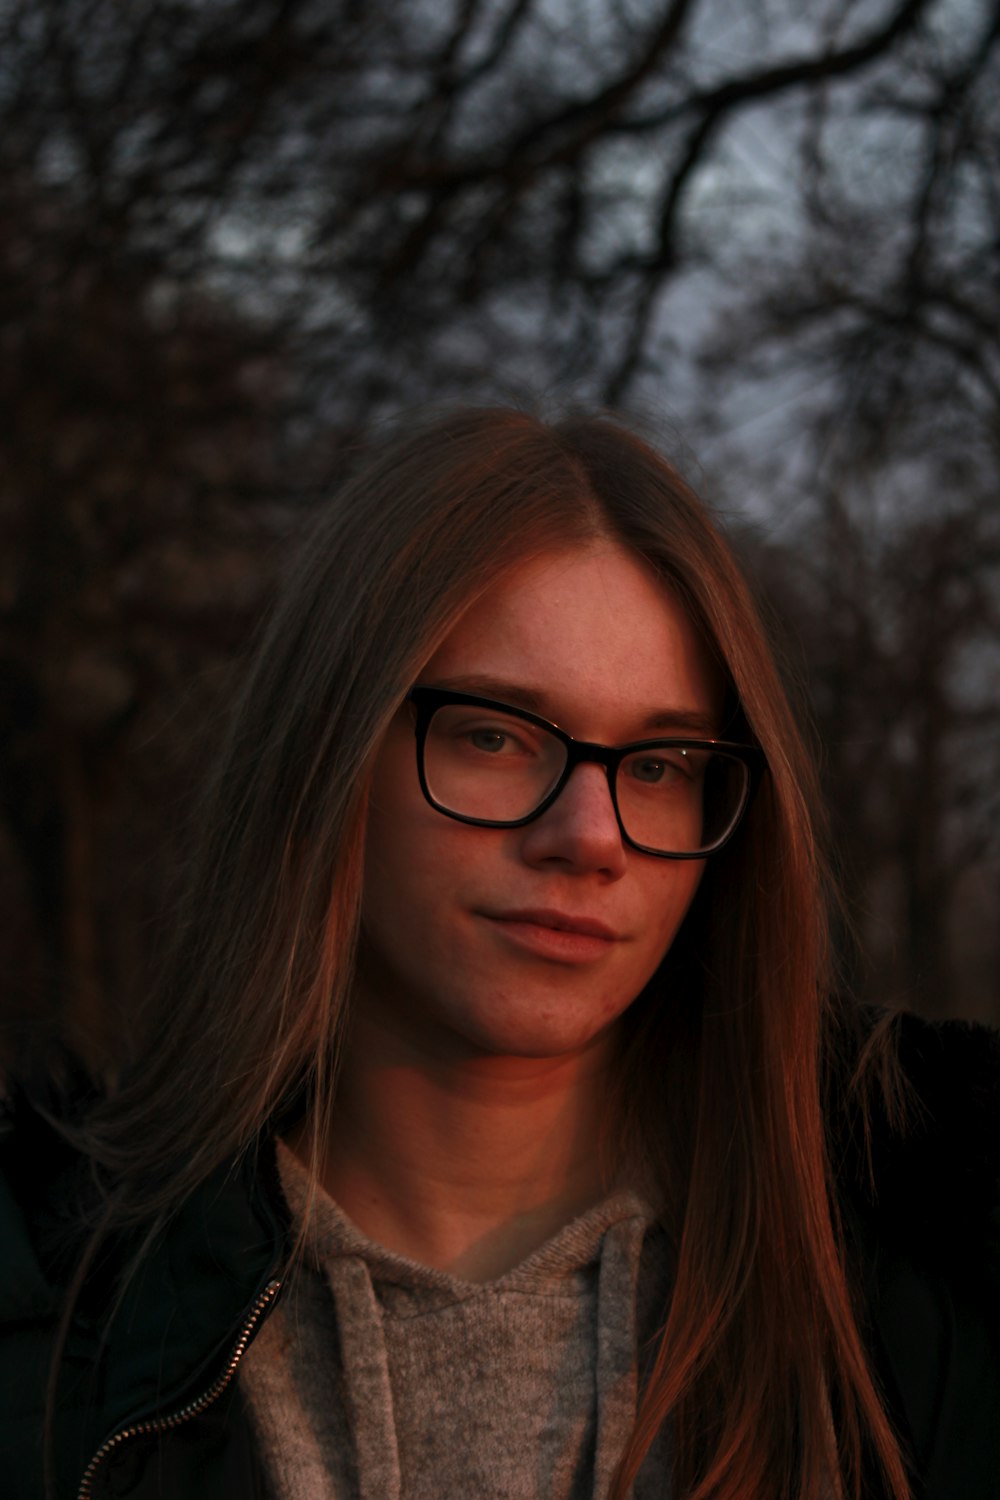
left=483, top=908, right=620, bottom=941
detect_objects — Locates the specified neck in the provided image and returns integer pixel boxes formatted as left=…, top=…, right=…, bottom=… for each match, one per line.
left=292, top=1008, right=619, bottom=1282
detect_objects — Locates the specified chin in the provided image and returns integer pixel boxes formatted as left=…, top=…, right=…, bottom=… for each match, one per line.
left=453, top=1000, right=622, bottom=1062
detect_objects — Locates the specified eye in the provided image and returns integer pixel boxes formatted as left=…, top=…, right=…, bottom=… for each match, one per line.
left=449, top=716, right=540, bottom=757
left=630, top=757, right=673, bottom=784
left=427, top=703, right=556, bottom=768
left=622, top=747, right=706, bottom=787
left=469, top=728, right=511, bottom=754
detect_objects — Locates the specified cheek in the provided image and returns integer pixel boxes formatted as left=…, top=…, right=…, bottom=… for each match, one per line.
left=363, top=797, right=418, bottom=925
left=646, top=861, right=705, bottom=954
left=361, top=742, right=465, bottom=934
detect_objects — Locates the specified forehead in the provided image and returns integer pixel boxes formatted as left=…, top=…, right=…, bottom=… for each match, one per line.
left=419, top=543, right=723, bottom=736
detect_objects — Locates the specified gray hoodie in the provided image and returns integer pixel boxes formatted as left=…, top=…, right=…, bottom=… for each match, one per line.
left=240, top=1141, right=673, bottom=1499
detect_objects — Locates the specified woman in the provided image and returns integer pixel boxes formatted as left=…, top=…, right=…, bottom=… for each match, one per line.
left=2, top=407, right=998, bottom=1500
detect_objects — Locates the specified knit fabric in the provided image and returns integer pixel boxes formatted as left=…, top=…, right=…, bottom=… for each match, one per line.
left=239, top=1140, right=674, bottom=1500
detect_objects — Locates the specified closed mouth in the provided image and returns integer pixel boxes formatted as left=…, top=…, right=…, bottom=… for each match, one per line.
left=483, top=909, right=619, bottom=941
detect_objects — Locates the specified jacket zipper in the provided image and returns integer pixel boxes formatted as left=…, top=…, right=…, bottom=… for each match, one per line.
left=76, top=1277, right=282, bottom=1499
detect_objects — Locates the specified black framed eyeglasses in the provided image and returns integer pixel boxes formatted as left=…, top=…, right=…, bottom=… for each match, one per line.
left=406, top=687, right=765, bottom=859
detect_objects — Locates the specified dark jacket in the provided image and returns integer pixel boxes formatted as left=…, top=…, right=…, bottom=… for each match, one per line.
left=2, top=1010, right=999, bottom=1500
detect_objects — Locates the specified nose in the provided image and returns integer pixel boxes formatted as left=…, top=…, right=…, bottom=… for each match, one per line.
left=518, top=762, right=628, bottom=878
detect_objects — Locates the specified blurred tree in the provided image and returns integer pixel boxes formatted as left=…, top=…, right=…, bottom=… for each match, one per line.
left=0, top=0, right=947, bottom=414
left=1, top=0, right=996, bottom=1050
left=742, top=480, right=999, bottom=1018
left=684, top=0, right=1000, bottom=1017
left=0, top=173, right=291, bottom=1057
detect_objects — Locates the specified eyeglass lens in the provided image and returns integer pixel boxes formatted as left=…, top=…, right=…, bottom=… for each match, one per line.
left=422, top=702, right=748, bottom=855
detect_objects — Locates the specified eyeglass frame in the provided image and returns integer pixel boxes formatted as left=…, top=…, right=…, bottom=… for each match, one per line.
left=406, top=686, right=766, bottom=860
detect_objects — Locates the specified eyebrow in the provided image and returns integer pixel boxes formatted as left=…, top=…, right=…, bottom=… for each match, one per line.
left=423, top=674, right=721, bottom=738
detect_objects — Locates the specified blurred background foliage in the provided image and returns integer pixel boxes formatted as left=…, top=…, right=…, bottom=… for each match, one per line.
left=1, top=0, right=997, bottom=1062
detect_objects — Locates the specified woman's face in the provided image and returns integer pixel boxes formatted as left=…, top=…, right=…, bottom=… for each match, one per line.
left=357, top=542, right=722, bottom=1064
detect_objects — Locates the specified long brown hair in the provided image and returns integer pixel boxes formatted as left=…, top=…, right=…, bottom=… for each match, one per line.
left=78, top=407, right=911, bottom=1500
